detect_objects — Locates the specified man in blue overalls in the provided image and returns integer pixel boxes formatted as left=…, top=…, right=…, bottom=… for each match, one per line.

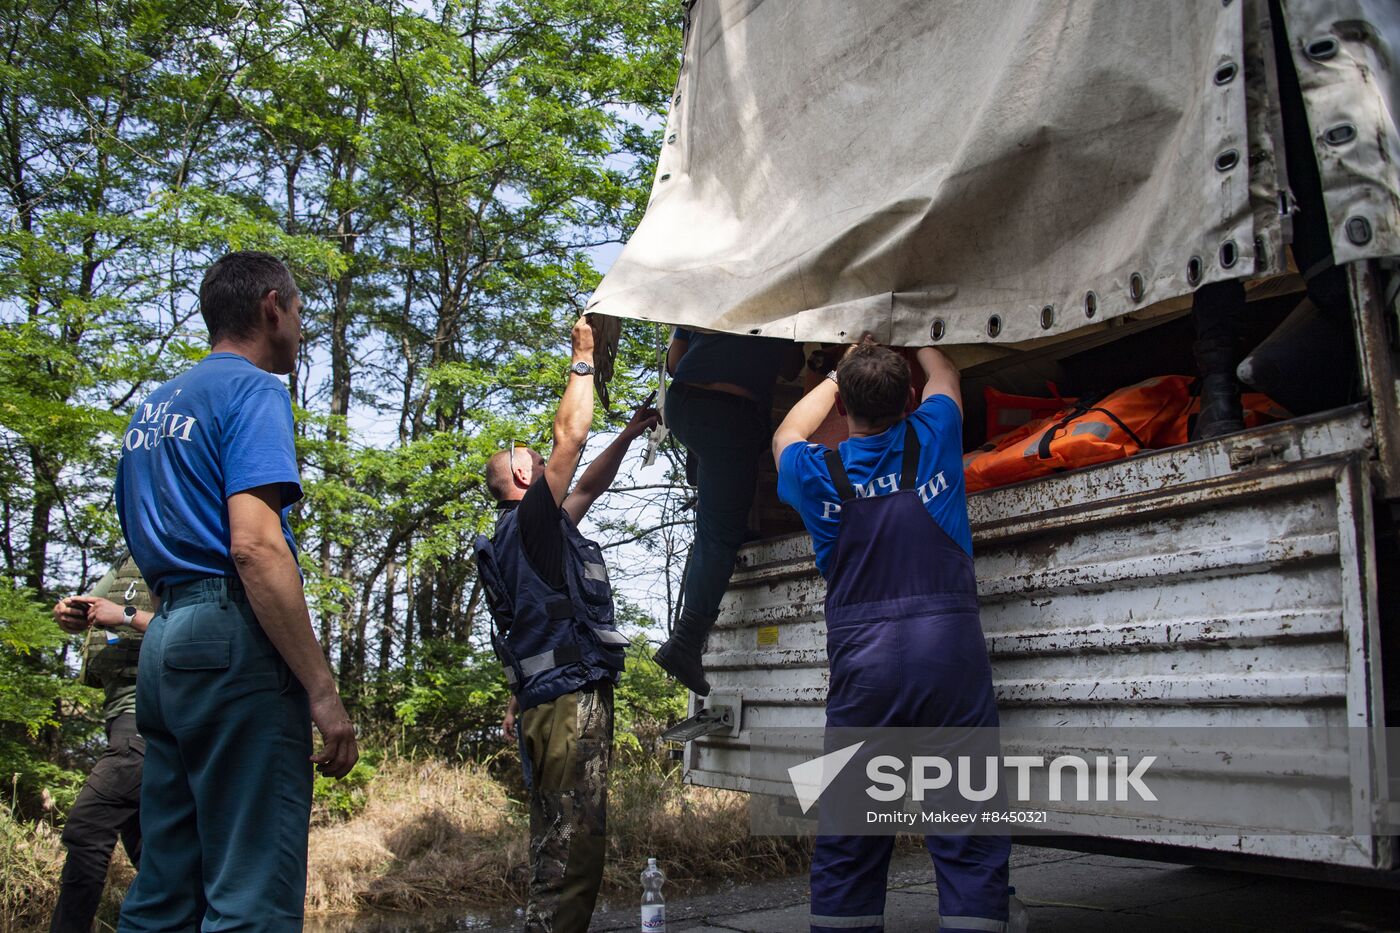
left=774, top=341, right=1013, bottom=933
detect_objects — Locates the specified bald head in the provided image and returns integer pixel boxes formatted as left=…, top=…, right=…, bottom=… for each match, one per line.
left=486, top=446, right=545, bottom=502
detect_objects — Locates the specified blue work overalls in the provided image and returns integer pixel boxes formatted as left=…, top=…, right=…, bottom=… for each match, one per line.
left=810, top=424, right=1011, bottom=933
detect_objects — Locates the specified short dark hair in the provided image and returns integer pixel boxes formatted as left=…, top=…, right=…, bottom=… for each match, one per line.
left=837, top=345, right=910, bottom=423
left=485, top=449, right=516, bottom=501
left=485, top=447, right=544, bottom=502
left=199, top=251, right=298, bottom=343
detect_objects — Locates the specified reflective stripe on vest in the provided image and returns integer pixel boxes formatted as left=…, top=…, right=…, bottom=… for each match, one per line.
left=502, top=628, right=628, bottom=685
left=474, top=504, right=627, bottom=710
left=592, top=627, right=628, bottom=645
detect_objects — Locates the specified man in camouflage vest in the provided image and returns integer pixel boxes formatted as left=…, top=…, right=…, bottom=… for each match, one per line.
left=481, top=317, right=656, bottom=932
left=50, top=555, right=154, bottom=933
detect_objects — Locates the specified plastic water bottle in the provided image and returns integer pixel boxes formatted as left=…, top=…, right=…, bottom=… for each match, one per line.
left=640, top=857, right=665, bottom=932
left=1008, top=887, right=1029, bottom=933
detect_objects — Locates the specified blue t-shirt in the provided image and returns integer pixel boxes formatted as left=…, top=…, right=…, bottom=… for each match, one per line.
left=672, top=327, right=789, bottom=408
left=777, top=395, right=971, bottom=578
left=115, top=352, right=302, bottom=591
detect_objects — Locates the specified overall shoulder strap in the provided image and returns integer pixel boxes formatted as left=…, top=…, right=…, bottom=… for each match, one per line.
left=900, top=422, right=921, bottom=490
left=822, top=448, right=858, bottom=502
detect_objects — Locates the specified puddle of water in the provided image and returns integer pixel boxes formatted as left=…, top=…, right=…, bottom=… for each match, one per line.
left=305, top=903, right=523, bottom=933
left=303, top=872, right=753, bottom=933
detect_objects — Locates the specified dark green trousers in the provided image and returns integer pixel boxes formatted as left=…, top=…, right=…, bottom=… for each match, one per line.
left=118, top=577, right=313, bottom=933
left=519, top=682, right=614, bottom=933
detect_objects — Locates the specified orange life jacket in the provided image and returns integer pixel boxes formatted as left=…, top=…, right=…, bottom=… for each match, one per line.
left=983, top=384, right=1076, bottom=441
left=964, top=375, right=1194, bottom=493
left=1158, top=393, right=1292, bottom=447
left=965, top=378, right=1292, bottom=493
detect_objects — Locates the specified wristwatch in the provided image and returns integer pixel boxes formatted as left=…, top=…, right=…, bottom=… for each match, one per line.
left=123, top=605, right=137, bottom=624
left=825, top=370, right=839, bottom=385
left=570, top=360, right=595, bottom=377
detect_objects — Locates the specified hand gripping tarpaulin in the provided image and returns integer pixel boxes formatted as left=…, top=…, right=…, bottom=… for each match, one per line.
left=586, top=0, right=1400, bottom=348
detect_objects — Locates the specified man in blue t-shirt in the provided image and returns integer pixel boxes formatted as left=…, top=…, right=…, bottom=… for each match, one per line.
left=115, top=252, right=358, bottom=933
left=773, top=341, right=1013, bottom=933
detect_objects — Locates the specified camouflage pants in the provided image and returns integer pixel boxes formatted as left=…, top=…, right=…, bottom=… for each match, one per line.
left=519, top=682, right=614, bottom=933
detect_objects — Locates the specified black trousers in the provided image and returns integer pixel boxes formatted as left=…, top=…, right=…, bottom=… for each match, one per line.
left=51, top=712, right=144, bottom=933
left=1269, top=0, right=1348, bottom=313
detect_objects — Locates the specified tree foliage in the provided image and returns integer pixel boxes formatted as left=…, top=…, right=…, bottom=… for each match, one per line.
left=0, top=0, right=688, bottom=808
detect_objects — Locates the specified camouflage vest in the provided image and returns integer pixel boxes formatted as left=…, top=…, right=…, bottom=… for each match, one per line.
left=77, top=556, right=152, bottom=691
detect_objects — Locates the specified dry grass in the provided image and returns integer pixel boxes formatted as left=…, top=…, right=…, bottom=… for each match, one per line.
left=306, top=755, right=528, bottom=912
left=2, top=752, right=810, bottom=928
left=600, top=756, right=811, bottom=899
left=305, top=752, right=811, bottom=915
left=0, top=808, right=133, bottom=933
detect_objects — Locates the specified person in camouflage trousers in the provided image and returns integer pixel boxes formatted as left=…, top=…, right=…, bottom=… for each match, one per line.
left=510, top=686, right=614, bottom=931
left=483, top=316, right=656, bottom=932
left=50, top=555, right=155, bottom=933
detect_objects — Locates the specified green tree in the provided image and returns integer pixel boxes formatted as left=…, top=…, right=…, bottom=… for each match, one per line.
left=0, top=582, right=90, bottom=808
left=0, top=0, right=688, bottom=812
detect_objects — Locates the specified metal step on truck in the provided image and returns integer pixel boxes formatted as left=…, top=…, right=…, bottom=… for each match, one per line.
left=588, top=0, right=1400, bottom=880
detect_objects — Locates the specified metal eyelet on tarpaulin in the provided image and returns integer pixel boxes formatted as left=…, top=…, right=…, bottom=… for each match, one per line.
left=1278, top=0, right=1400, bottom=267
left=583, top=1, right=1301, bottom=348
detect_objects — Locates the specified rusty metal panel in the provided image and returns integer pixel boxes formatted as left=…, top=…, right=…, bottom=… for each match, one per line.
left=685, top=407, right=1392, bottom=869
left=1347, top=262, right=1400, bottom=500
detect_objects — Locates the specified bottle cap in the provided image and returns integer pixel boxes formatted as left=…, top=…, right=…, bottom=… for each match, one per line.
left=647, top=857, right=657, bottom=867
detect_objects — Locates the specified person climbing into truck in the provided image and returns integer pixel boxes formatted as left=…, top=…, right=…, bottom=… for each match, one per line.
left=476, top=314, right=657, bottom=933
left=655, top=327, right=802, bottom=695
left=773, top=339, right=1015, bottom=933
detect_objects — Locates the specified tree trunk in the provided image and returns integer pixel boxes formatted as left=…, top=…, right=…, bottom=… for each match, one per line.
left=24, top=450, right=52, bottom=596
left=378, top=556, right=397, bottom=677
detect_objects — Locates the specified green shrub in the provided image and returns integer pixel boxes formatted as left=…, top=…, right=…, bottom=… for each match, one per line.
left=313, top=753, right=380, bottom=823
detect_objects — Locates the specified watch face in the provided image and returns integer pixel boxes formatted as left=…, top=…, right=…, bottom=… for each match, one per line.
left=573, top=361, right=594, bottom=375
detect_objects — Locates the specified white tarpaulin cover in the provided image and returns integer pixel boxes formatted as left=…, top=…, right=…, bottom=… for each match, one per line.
left=588, top=0, right=1400, bottom=347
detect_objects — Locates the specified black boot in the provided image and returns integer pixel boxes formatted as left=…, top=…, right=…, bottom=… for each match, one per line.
left=1191, top=280, right=1245, bottom=441
left=655, top=610, right=712, bottom=697
left=1193, top=336, right=1245, bottom=440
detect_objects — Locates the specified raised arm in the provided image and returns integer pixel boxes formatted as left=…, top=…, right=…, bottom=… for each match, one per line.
left=543, top=317, right=598, bottom=507
left=563, top=403, right=659, bottom=524
left=773, top=376, right=839, bottom=467
left=229, top=486, right=358, bottom=779
left=917, top=346, right=962, bottom=414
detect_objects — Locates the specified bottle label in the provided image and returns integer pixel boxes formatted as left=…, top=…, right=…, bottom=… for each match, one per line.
left=641, top=904, right=665, bottom=932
